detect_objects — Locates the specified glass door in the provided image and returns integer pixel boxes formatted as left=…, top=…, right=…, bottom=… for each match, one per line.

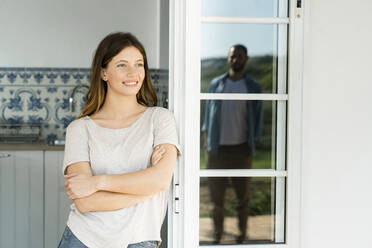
left=169, top=0, right=303, bottom=247
left=199, top=0, right=288, bottom=245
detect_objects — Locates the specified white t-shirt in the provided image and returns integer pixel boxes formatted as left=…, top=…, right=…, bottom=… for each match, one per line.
left=62, top=107, right=181, bottom=248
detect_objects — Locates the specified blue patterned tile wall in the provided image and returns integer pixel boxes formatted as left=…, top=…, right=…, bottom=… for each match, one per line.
left=0, top=68, right=168, bottom=143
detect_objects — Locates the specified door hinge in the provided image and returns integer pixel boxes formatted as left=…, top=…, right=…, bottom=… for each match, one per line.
left=174, top=183, right=180, bottom=214
left=296, top=0, right=302, bottom=18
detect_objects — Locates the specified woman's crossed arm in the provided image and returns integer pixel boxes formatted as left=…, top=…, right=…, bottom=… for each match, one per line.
left=65, top=162, right=152, bottom=213
left=64, top=144, right=177, bottom=211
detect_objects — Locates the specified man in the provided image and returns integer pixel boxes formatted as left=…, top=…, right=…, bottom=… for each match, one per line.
left=202, top=44, right=263, bottom=244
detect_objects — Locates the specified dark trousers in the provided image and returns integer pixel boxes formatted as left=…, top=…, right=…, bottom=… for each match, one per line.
left=207, top=143, right=252, bottom=241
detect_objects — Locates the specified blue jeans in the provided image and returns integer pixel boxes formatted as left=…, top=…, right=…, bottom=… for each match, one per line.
left=58, top=226, right=158, bottom=248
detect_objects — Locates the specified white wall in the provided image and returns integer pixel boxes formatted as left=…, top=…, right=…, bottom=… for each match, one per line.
left=159, top=0, right=169, bottom=69
left=301, top=0, right=372, bottom=247
left=0, top=0, right=162, bottom=68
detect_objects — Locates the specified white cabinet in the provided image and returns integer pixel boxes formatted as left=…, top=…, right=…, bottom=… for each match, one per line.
left=44, top=151, right=72, bottom=248
left=0, top=150, right=70, bottom=248
left=0, top=151, right=44, bottom=248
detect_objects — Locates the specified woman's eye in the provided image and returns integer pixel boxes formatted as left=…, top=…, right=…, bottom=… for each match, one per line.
left=136, top=63, right=144, bottom=67
left=117, top=64, right=126, bottom=67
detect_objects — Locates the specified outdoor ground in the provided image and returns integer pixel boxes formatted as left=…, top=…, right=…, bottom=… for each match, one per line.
left=200, top=215, right=274, bottom=244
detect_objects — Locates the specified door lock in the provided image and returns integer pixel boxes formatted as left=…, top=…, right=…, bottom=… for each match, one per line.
left=174, top=183, right=180, bottom=214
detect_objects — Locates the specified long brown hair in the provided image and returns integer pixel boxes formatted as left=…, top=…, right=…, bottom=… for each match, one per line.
left=80, top=32, right=157, bottom=118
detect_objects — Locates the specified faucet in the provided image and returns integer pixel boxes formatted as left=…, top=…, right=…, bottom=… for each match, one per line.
left=69, top=85, right=89, bottom=112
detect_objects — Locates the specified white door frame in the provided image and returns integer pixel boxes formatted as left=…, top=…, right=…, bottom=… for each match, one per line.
left=168, top=0, right=305, bottom=247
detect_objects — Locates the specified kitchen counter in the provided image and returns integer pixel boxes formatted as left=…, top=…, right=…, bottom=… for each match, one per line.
left=0, top=140, right=64, bottom=151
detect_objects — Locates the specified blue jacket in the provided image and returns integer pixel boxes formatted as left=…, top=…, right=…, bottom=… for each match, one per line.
left=202, top=73, right=263, bottom=155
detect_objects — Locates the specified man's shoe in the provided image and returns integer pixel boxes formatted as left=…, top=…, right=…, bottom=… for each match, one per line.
left=213, top=232, right=222, bottom=244
left=236, top=235, right=246, bottom=244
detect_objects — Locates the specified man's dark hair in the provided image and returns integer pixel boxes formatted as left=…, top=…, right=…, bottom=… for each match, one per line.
left=231, top=44, right=248, bottom=55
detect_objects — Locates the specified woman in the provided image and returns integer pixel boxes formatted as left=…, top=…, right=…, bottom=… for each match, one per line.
left=58, top=32, right=181, bottom=248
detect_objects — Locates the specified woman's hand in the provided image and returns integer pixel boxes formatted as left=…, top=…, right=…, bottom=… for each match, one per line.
left=151, top=145, right=166, bottom=166
left=64, top=173, right=98, bottom=200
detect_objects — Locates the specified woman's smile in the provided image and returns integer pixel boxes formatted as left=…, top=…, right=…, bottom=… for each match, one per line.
left=122, top=80, right=139, bottom=87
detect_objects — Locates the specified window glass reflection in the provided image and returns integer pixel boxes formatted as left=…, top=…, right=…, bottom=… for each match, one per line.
left=201, top=0, right=288, bottom=18
left=200, top=100, right=277, bottom=170
left=199, top=177, right=285, bottom=244
left=201, top=24, right=288, bottom=93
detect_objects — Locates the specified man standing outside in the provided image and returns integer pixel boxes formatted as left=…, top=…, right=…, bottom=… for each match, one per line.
left=202, top=44, right=263, bottom=244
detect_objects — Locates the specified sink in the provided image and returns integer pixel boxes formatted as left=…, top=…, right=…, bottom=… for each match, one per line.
left=0, top=123, right=41, bottom=143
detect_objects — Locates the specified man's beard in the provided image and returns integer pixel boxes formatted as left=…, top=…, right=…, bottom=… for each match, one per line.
left=231, top=64, right=245, bottom=73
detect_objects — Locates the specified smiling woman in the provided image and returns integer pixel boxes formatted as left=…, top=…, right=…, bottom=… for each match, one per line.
left=59, top=32, right=181, bottom=248
left=103, top=47, right=146, bottom=103
left=80, top=33, right=157, bottom=119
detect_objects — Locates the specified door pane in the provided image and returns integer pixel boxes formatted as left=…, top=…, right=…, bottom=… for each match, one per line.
left=202, top=0, right=288, bottom=18
left=201, top=100, right=286, bottom=170
left=199, top=177, right=286, bottom=245
left=201, top=24, right=288, bottom=94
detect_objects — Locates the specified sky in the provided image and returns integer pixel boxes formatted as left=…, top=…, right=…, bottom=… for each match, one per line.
left=201, top=0, right=288, bottom=58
